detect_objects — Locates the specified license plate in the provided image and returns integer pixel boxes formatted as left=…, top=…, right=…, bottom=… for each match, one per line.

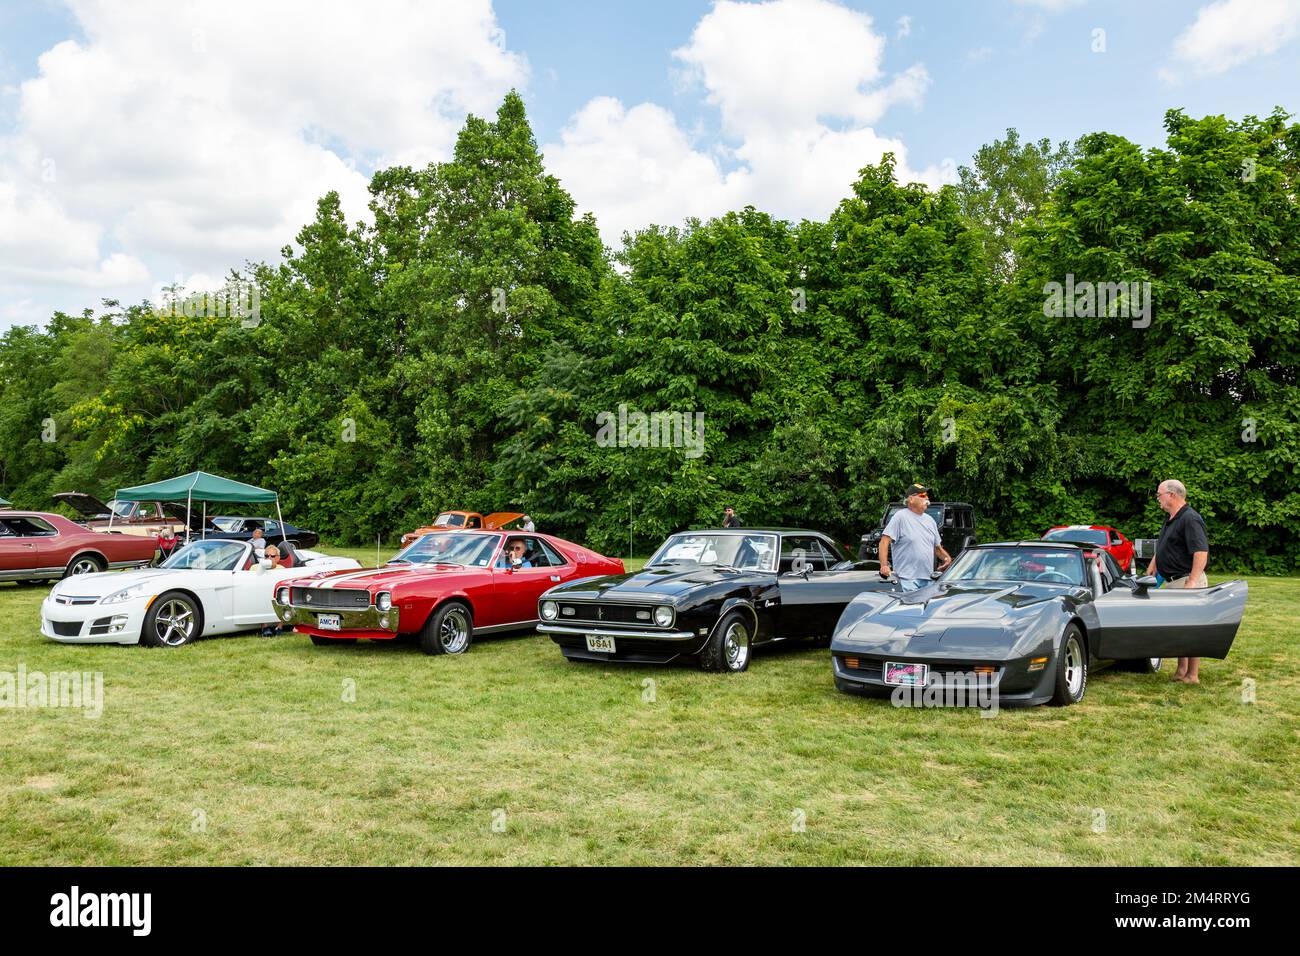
left=585, top=634, right=616, bottom=654
left=884, top=661, right=928, bottom=686
left=317, top=614, right=342, bottom=631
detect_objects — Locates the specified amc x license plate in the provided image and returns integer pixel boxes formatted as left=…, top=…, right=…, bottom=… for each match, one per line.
left=884, top=661, right=928, bottom=686
left=317, top=614, right=342, bottom=631
left=585, top=634, right=616, bottom=653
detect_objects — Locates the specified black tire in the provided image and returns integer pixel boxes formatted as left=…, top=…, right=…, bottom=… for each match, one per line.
left=140, top=590, right=202, bottom=648
left=63, top=553, right=104, bottom=578
left=1048, top=624, right=1088, bottom=706
left=419, top=601, right=473, bottom=656
left=699, top=610, right=753, bottom=673
left=310, top=635, right=357, bottom=646
left=1118, top=656, right=1162, bottom=673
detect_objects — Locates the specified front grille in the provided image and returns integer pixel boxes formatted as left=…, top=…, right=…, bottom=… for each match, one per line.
left=557, top=602, right=656, bottom=626
left=54, top=595, right=98, bottom=606
left=50, top=620, right=82, bottom=637
left=291, top=586, right=371, bottom=609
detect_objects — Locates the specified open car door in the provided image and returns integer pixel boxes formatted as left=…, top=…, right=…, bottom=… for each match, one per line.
left=1092, top=580, right=1248, bottom=660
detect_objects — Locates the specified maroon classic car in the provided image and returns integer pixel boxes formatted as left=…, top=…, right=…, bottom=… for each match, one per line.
left=274, top=529, right=624, bottom=655
left=0, top=511, right=158, bottom=584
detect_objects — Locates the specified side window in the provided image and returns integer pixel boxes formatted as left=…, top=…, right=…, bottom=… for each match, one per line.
left=466, top=516, right=482, bottom=529
left=2, top=516, right=58, bottom=536
left=781, top=536, right=829, bottom=572
left=263, top=520, right=280, bottom=536
left=533, top=539, right=568, bottom=568
left=1109, top=531, right=1122, bottom=546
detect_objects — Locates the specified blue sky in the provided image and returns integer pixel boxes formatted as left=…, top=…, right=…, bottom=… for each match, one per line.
left=0, top=0, right=1297, bottom=329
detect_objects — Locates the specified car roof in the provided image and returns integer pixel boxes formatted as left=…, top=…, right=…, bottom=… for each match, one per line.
left=977, top=540, right=1088, bottom=551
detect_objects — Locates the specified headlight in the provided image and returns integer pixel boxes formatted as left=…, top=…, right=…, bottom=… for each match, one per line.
left=376, top=591, right=392, bottom=612
left=540, top=600, right=558, bottom=621
left=101, top=583, right=151, bottom=605
left=276, top=587, right=290, bottom=604
left=653, top=605, right=673, bottom=627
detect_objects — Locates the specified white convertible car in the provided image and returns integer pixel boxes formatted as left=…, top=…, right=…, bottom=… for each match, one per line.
left=40, top=538, right=361, bottom=646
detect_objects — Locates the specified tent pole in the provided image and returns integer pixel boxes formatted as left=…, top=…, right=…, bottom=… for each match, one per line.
left=275, top=496, right=285, bottom=546
left=186, top=491, right=192, bottom=545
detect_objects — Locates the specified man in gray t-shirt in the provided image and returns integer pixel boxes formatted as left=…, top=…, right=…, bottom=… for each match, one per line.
left=878, top=483, right=952, bottom=591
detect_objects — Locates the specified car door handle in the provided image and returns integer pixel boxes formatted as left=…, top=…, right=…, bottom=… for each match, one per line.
left=550, top=575, right=560, bottom=582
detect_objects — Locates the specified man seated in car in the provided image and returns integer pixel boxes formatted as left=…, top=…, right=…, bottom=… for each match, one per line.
left=495, top=538, right=533, bottom=569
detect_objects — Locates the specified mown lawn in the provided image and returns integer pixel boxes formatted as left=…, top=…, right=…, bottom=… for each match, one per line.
left=1, top=548, right=1296, bottom=866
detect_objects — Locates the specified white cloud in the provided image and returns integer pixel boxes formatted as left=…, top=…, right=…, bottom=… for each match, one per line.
left=1166, top=0, right=1300, bottom=77
left=1011, top=0, right=1085, bottom=11
left=897, top=15, right=912, bottom=39
left=1, top=0, right=527, bottom=324
left=546, top=0, right=947, bottom=248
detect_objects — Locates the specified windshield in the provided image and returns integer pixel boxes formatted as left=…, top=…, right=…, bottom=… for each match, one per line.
left=161, top=539, right=248, bottom=571
left=434, top=513, right=465, bottom=527
left=884, top=503, right=944, bottom=527
left=944, top=547, right=1085, bottom=586
left=647, top=532, right=779, bottom=572
left=390, top=531, right=498, bottom=567
left=211, top=517, right=242, bottom=532
left=1043, top=527, right=1107, bottom=546
left=105, top=499, right=135, bottom=518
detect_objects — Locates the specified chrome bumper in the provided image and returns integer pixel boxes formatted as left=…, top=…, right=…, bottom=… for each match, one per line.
left=537, top=623, right=696, bottom=641
left=273, top=600, right=399, bottom=632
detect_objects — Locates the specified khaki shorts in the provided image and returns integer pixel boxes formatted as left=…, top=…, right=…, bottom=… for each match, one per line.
left=1165, top=574, right=1207, bottom=589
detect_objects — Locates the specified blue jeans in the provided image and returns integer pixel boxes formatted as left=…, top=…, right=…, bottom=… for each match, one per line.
left=899, top=578, right=929, bottom=592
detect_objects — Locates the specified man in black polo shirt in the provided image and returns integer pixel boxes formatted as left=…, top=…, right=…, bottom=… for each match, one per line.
left=1144, top=479, right=1209, bottom=684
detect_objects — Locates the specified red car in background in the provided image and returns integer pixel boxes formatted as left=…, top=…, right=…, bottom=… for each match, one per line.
left=0, top=511, right=158, bottom=584
left=274, top=529, right=623, bottom=655
left=1041, top=524, right=1135, bottom=572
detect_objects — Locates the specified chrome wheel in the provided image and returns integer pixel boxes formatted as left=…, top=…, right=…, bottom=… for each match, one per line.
left=440, top=606, right=471, bottom=654
left=723, top=620, right=750, bottom=671
left=69, top=557, right=100, bottom=576
left=1064, top=636, right=1084, bottom=697
left=154, top=599, right=196, bottom=647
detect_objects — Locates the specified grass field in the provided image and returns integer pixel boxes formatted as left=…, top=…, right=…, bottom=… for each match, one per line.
left=1, top=546, right=1297, bottom=866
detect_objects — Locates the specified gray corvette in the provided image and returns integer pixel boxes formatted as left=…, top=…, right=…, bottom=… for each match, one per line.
left=830, top=541, right=1248, bottom=707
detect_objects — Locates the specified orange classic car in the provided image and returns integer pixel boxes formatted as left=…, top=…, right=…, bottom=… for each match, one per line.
left=399, top=511, right=528, bottom=547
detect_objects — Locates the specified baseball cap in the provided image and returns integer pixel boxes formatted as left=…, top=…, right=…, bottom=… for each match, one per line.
left=905, top=483, right=930, bottom=498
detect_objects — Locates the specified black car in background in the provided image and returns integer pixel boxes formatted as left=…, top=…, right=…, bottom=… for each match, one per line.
left=198, top=516, right=319, bottom=549
left=537, top=528, right=897, bottom=673
left=857, top=500, right=977, bottom=566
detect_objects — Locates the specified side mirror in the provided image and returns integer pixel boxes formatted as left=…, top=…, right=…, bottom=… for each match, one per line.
left=930, top=570, right=943, bottom=580
left=1133, top=575, right=1159, bottom=596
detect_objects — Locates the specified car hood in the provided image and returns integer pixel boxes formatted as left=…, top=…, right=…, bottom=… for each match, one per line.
left=49, top=567, right=192, bottom=598
left=546, top=565, right=764, bottom=602
left=834, top=581, right=1076, bottom=651
left=52, top=491, right=112, bottom=517
left=291, top=563, right=482, bottom=591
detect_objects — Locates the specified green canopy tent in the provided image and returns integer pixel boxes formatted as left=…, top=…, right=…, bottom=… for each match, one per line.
left=0, top=496, right=11, bottom=509
left=114, top=471, right=283, bottom=544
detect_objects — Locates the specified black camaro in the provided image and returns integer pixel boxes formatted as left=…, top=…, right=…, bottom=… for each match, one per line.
left=537, top=528, right=896, bottom=672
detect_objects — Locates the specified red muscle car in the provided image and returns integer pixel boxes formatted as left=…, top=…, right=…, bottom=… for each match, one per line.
left=1041, top=524, right=1134, bottom=572
left=273, top=529, right=624, bottom=655
left=0, top=510, right=159, bottom=584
